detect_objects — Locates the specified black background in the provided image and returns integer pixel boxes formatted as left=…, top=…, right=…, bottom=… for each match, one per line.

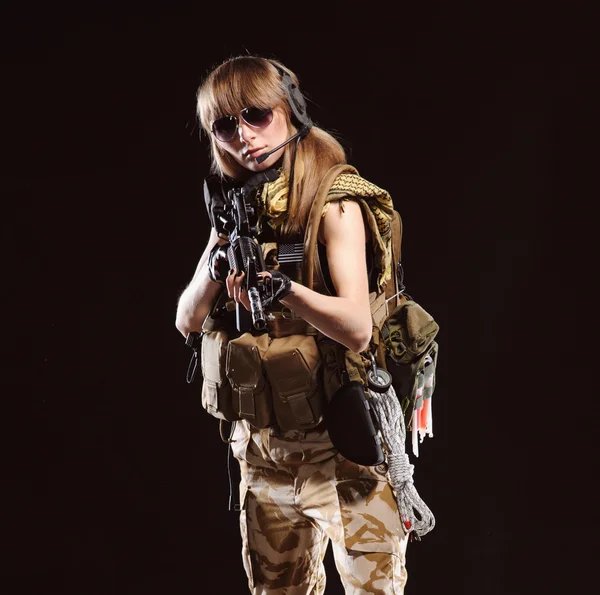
left=3, top=2, right=596, bottom=594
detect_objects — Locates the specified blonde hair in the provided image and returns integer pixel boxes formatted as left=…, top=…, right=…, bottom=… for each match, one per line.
left=196, top=55, right=347, bottom=238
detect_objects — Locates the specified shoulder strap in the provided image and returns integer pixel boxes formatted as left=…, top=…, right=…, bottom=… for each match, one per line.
left=386, top=210, right=403, bottom=311
left=302, top=164, right=359, bottom=290
left=301, top=164, right=405, bottom=332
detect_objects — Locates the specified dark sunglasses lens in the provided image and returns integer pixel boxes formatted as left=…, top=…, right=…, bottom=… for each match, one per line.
left=242, top=107, right=273, bottom=128
left=212, top=116, right=237, bottom=142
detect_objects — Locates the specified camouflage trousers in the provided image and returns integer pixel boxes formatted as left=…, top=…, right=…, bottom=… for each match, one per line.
left=231, top=420, right=408, bottom=594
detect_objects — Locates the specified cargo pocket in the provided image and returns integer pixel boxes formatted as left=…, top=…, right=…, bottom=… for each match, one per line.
left=263, top=334, right=324, bottom=431
left=238, top=482, right=255, bottom=590
left=200, top=330, right=240, bottom=422
left=334, top=456, right=406, bottom=551
left=334, top=474, right=407, bottom=593
left=226, top=332, right=275, bottom=429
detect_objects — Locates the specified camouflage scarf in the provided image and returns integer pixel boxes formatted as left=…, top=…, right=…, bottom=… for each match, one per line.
left=258, top=170, right=395, bottom=291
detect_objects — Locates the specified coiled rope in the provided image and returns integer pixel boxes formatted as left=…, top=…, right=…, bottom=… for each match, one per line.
left=368, top=384, right=435, bottom=539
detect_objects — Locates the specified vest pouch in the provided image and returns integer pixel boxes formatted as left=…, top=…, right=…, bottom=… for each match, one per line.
left=225, top=332, right=275, bottom=429
left=382, top=300, right=440, bottom=428
left=263, top=335, right=324, bottom=431
left=200, top=330, right=240, bottom=422
left=382, top=300, right=439, bottom=365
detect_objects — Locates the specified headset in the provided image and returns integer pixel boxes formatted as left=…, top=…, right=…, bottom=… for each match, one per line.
left=270, top=61, right=312, bottom=130
left=255, top=61, right=312, bottom=164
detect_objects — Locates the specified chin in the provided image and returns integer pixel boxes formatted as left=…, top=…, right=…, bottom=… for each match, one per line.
left=244, top=160, right=270, bottom=173
left=245, top=149, right=284, bottom=171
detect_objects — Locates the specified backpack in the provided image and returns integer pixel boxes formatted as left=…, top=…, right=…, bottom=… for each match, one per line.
left=302, top=164, right=440, bottom=455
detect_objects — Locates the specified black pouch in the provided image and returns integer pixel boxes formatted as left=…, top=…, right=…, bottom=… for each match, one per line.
left=324, top=381, right=384, bottom=467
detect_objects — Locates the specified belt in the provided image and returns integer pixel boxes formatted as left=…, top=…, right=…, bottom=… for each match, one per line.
left=265, top=307, right=318, bottom=337
left=222, top=301, right=318, bottom=338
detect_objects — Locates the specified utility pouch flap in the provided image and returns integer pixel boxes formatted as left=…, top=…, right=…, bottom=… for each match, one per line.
left=226, top=332, right=274, bottom=428
left=263, top=334, right=324, bottom=431
left=383, top=300, right=439, bottom=364
left=201, top=330, right=228, bottom=384
left=200, top=330, right=239, bottom=422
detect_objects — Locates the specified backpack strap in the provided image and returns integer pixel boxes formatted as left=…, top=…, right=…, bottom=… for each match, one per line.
left=302, top=164, right=403, bottom=323
left=385, top=210, right=404, bottom=313
left=302, top=164, right=359, bottom=290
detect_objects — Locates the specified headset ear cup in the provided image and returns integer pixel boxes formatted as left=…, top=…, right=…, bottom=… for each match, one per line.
left=271, top=62, right=311, bottom=128
left=287, top=81, right=308, bottom=123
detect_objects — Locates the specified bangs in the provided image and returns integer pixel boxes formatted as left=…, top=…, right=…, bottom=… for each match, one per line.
left=197, top=57, right=285, bottom=132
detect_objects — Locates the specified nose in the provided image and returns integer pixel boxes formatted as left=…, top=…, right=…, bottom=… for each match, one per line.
left=238, top=119, right=256, bottom=143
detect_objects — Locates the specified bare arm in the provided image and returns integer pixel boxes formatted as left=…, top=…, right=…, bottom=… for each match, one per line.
left=175, top=227, right=227, bottom=337
left=228, top=200, right=373, bottom=352
left=279, top=200, right=372, bottom=352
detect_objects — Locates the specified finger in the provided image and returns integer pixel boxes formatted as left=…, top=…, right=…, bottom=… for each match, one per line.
left=240, top=286, right=251, bottom=311
left=257, top=271, right=271, bottom=290
left=226, top=268, right=236, bottom=297
left=233, top=271, right=246, bottom=302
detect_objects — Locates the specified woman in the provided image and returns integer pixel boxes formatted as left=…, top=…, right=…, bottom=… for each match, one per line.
left=176, top=56, right=408, bottom=594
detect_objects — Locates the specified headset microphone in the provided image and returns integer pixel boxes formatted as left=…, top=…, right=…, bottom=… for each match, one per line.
left=255, top=125, right=310, bottom=164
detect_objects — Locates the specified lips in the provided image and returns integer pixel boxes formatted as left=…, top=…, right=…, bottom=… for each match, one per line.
left=245, top=147, right=266, bottom=159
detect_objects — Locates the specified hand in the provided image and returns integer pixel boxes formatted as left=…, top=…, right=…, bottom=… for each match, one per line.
left=226, top=268, right=250, bottom=310
left=204, top=176, right=235, bottom=238
left=207, top=242, right=231, bottom=285
left=261, top=270, right=293, bottom=307
left=225, top=269, right=293, bottom=311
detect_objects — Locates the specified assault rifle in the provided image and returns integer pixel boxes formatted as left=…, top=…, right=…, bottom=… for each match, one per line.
left=216, top=168, right=280, bottom=333
left=185, top=169, right=281, bottom=383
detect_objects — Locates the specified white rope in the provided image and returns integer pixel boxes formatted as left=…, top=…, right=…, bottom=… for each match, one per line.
left=368, top=384, right=435, bottom=539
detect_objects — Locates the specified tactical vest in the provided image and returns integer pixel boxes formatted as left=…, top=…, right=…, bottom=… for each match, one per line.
left=198, top=164, right=406, bottom=433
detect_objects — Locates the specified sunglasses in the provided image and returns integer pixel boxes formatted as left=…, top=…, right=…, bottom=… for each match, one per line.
left=211, top=107, right=274, bottom=143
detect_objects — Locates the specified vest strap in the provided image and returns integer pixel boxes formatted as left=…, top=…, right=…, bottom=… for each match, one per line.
left=302, top=164, right=359, bottom=290
left=266, top=316, right=318, bottom=338
left=237, top=387, right=255, bottom=418
left=302, top=164, right=402, bottom=334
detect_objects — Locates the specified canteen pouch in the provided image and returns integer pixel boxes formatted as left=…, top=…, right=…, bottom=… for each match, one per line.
left=225, top=332, right=275, bottom=429
left=200, top=330, right=240, bottom=422
left=263, top=334, right=324, bottom=431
